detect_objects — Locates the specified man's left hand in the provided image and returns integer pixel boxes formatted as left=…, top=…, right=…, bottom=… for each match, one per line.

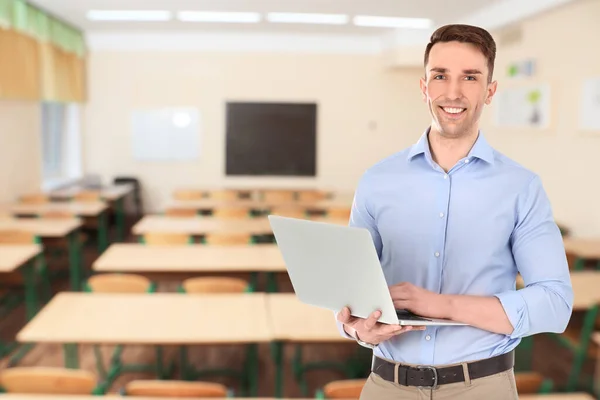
left=389, top=282, right=451, bottom=320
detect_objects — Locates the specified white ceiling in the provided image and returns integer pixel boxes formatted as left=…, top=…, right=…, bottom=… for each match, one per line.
left=27, top=0, right=507, bottom=35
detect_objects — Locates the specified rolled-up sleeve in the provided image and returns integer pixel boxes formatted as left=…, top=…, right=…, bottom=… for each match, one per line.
left=335, top=172, right=384, bottom=339
left=495, top=175, right=573, bottom=339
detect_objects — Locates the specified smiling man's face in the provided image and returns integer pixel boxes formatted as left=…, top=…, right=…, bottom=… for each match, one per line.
left=420, top=41, right=497, bottom=139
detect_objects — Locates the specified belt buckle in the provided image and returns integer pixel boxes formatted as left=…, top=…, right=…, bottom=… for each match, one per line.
left=415, top=365, right=438, bottom=389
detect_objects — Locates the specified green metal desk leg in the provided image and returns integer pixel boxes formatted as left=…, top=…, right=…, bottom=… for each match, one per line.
left=22, top=259, right=38, bottom=320
left=98, top=210, right=109, bottom=253
left=574, top=258, right=585, bottom=271
left=266, top=272, right=279, bottom=293
left=68, top=230, right=82, bottom=291
left=245, top=344, right=259, bottom=396
left=270, top=342, right=284, bottom=398
left=64, top=343, right=79, bottom=368
left=115, top=198, right=125, bottom=242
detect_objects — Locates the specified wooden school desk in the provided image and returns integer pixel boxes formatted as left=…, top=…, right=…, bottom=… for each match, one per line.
left=167, top=196, right=353, bottom=213
left=9, top=202, right=110, bottom=253
left=16, top=292, right=272, bottom=395
left=51, top=184, right=134, bottom=242
left=0, top=395, right=594, bottom=400
left=0, top=245, right=42, bottom=321
left=563, top=237, right=600, bottom=270
left=93, top=243, right=286, bottom=291
left=267, top=293, right=353, bottom=397
left=0, top=218, right=83, bottom=290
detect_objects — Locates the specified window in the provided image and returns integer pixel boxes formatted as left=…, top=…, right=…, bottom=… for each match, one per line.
left=40, top=102, right=82, bottom=189
left=41, top=102, right=65, bottom=178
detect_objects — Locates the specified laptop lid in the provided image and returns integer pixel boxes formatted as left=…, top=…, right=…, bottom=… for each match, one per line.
left=268, top=215, right=400, bottom=325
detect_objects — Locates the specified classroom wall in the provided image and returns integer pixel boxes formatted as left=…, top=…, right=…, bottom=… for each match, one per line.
left=482, top=0, right=600, bottom=236
left=83, top=52, right=428, bottom=211
left=0, top=101, right=41, bottom=203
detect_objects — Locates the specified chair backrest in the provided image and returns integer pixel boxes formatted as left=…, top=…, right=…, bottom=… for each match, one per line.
left=182, top=277, right=249, bottom=294
left=203, top=233, right=252, bottom=246
left=74, top=191, right=101, bottom=202
left=270, top=207, right=307, bottom=219
left=211, top=207, right=250, bottom=219
left=0, top=230, right=38, bottom=244
left=87, top=273, right=153, bottom=293
left=0, top=367, right=97, bottom=394
left=19, top=193, right=49, bottom=204
left=327, top=207, right=351, bottom=220
left=322, top=379, right=366, bottom=399
left=142, top=232, right=193, bottom=245
left=261, top=190, right=296, bottom=202
left=515, top=372, right=546, bottom=394
left=173, top=190, right=205, bottom=201
left=297, top=190, right=328, bottom=202
left=40, top=210, right=76, bottom=219
left=125, top=380, right=228, bottom=397
left=164, top=208, right=198, bottom=218
left=207, top=190, right=240, bottom=201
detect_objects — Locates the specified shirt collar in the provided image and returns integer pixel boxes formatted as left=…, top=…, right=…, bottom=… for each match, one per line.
left=407, top=127, right=495, bottom=165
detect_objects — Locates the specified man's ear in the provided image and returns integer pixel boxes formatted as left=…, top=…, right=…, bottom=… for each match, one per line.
left=485, top=80, right=498, bottom=105
left=419, top=77, right=427, bottom=102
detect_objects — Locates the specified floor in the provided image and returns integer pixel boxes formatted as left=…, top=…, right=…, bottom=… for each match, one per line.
left=0, top=213, right=597, bottom=397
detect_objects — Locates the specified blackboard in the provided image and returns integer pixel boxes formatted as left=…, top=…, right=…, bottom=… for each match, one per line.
left=225, top=101, right=317, bottom=176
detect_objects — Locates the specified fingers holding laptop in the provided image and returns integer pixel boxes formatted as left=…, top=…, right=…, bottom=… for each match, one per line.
left=337, top=306, right=424, bottom=345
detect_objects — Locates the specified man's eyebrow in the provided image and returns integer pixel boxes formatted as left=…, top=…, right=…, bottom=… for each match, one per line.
left=428, top=67, right=483, bottom=75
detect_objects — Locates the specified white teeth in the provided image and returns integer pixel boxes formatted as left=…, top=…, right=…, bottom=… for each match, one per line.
left=442, top=107, right=465, bottom=114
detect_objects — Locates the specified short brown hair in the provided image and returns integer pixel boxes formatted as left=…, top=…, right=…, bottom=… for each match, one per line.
left=424, top=24, right=496, bottom=83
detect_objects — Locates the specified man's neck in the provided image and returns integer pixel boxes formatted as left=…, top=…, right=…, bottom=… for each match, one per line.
left=428, top=127, right=479, bottom=172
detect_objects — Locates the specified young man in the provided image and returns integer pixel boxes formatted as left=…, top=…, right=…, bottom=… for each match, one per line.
left=336, top=24, right=573, bottom=399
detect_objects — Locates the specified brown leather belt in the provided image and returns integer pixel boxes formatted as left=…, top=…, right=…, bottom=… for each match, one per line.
left=372, top=351, right=514, bottom=389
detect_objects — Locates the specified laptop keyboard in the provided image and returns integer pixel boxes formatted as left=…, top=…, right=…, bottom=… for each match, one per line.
left=395, top=310, right=432, bottom=322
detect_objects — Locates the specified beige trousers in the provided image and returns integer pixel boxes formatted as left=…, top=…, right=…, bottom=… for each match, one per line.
left=359, top=367, right=519, bottom=400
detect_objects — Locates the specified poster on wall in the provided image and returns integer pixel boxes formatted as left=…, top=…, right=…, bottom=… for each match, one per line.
left=579, top=77, right=600, bottom=131
left=131, top=107, right=201, bottom=161
left=493, top=84, right=551, bottom=129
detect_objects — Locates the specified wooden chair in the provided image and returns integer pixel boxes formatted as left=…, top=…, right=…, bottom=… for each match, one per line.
left=212, top=207, right=251, bottom=219
left=141, top=232, right=193, bottom=245
left=327, top=207, right=351, bottom=220
left=165, top=208, right=198, bottom=218
left=85, top=273, right=160, bottom=387
left=515, top=372, right=553, bottom=394
left=270, top=207, right=307, bottom=219
left=297, top=190, right=328, bottom=202
left=262, top=190, right=296, bottom=203
left=0, top=367, right=98, bottom=394
left=203, top=233, right=253, bottom=246
left=173, top=190, right=205, bottom=201
left=316, top=379, right=366, bottom=398
left=0, top=230, right=51, bottom=302
left=552, top=302, right=600, bottom=391
left=124, top=380, right=229, bottom=397
left=177, top=277, right=251, bottom=389
left=74, top=191, right=101, bottom=202
left=181, top=277, right=250, bottom=294
left=208, top=190, right=240, bottom=201
left=19, top=193, right=49, bottom=204
left=85, top=273, right=156, bottom=293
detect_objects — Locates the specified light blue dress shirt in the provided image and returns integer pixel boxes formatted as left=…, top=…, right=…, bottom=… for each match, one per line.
left=338, top=129, right=573, bottom=366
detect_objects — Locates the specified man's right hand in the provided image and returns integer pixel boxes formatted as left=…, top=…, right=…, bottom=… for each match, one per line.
left=337, top=306, right=425, bottom=346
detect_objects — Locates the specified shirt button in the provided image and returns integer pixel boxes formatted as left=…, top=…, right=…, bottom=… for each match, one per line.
left=439, top=212, right=444, bottom=218
left=426, top=335, right=431, bottom=341
left=434, top=252, right=440, bottom=257
left=464, top=159, right=470, bottom=163
left=443, top=174, right=448, bottom=179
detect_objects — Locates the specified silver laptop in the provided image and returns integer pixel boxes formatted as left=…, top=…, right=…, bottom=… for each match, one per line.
left=268, top=215, right=466, bottom=326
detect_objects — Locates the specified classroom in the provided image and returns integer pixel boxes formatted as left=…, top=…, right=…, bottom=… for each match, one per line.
left=0, top=0, right=599, bottom=399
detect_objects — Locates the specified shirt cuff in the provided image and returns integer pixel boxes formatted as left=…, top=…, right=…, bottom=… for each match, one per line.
left=494, top=289, right=529, bottom=339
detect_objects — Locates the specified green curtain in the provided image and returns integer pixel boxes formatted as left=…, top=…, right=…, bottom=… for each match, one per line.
left=1, top=0, right=84, bottom=56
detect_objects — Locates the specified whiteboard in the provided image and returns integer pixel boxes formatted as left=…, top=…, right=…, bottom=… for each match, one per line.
left=131, top=107, right=200, bottom=161
left=580, top=77, right=600, bottom=131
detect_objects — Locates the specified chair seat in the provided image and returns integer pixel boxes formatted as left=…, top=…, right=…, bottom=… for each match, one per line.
left=556, top=326, right=598, bottom=357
